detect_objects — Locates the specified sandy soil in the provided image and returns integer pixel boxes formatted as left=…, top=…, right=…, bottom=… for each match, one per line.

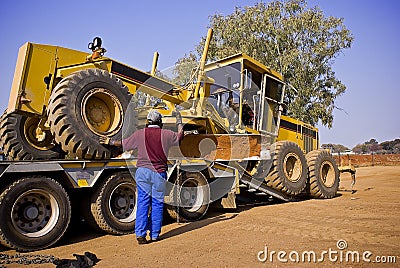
left=1, top=166, right=399, bottom=267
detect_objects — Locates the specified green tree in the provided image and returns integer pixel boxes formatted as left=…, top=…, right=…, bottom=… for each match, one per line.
left=352, top=145, right=362, bottom=154
left=321, top=143, right=350, bottom=153
left=365, top=138, right=378, bottom=145
left=175, top=0, right=353, bottom=127
left=352, top=143, right=369, bottom=154
left=394, top=143, right=400, bottom=154
left=380, top=138, right=400, bottom=153
left=173, top=53, right=199, bottom=86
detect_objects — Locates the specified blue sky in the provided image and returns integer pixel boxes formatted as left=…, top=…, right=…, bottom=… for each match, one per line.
left=0, top=0, right=399, bottom=148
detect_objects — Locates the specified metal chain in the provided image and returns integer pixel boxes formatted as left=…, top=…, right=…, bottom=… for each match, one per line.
left=0, top=253, right=57, bottom=266
left=176, top=162, right=181, bottom=224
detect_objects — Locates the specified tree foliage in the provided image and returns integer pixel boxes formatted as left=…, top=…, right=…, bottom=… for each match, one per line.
left=353, top=138, right=400, bottom=154
left=173, top=53, right=198, bottom=86
left=322, top=138, right=400, bottom=155
left=174, top=0, right=353, bottom=127
left=321, top=143, right=349, bottom=153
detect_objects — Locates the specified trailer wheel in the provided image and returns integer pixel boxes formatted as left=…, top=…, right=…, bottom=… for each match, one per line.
left=265, top=141, right=307, bottom=195
left=47, top=69, right=132, bottom=159
left=306, top=150, right=339, bottom=198
left=0, top=112, right=63, bottom=160
left=90, top=172, right=136, bottom=234
left=0, top=176, right=71, bottom=251
left=166, top=172, right=210, bottom=222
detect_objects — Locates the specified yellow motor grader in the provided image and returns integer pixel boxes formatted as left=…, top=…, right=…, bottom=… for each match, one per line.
left=0, top=29, right=344, bottom=251
left=0, top=29, right=339, bottom=199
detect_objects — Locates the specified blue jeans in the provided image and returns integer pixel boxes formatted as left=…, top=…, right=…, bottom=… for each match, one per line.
left=135, top=167, right=166, bottom=239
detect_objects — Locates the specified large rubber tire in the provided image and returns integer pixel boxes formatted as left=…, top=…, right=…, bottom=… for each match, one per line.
left=89, top=172, right=137, bottom=234
left=166, top=172, right=210, bottom=222
left=265, top=141, right=308, bottom=196
left=306, top=150, right=339, bottom=198
left=47, top=68, right=132, bottom=159
left=0, top=176, right=71, bottom=251
left=0, top=112, right=63, bottom=160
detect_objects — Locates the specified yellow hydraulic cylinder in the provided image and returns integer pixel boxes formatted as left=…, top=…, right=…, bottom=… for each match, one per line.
left=191, top=28, right=213, bottom=114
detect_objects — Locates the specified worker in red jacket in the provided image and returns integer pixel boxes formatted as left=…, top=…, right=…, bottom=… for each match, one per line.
left=108, top=109, right=183, bottom=244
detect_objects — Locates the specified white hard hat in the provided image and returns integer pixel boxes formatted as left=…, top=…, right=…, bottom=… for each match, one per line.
left=147, top=110, right=162, bottom=124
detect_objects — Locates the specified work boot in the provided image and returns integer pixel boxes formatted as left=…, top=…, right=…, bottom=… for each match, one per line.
left=150, top=237, right=160, bottom=243
left=136, top=236, right=148, bottom=245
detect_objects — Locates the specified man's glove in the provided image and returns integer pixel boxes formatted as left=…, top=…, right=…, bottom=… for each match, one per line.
left=99, top=137, right=114, bottom=145
left=184, top=130, right=199, bottom=135
left=175, top=110, right=182, bottom=125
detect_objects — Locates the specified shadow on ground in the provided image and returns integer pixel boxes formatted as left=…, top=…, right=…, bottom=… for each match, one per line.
left=0, top=193, right=328, bottom=252
left=56, top=220, right=105, bottom=248
left=162, top=213, right=238, bottom=240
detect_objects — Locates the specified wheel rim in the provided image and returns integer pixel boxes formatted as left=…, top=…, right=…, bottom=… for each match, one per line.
left=109, top=182, right=136, bottom=223
left=179, top=177, right=204, bottom=212
left=11, top=189, right=60, bottom=238
left=24, top=117, right=55, bottom=151
left=283, top=152, right=302, bottom=182
left=320, top=161, right=335, bottom=187
left=82, top=88, right=123, bottom=135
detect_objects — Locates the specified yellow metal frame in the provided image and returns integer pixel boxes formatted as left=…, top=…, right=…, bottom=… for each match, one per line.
left=7, top=42, right=192, bottom=117
left=277, top=115, right=319, bottom=153
left=204, top=53, right=319, bottom=152
left=8, top=43, right=91, bottom=114
left=8, top=37, right=319, bottom=154
left=204, top=53, right=283, bottom=81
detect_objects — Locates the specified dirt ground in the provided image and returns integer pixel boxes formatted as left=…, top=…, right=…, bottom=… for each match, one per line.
left=1, top=166, right=399, bottom=267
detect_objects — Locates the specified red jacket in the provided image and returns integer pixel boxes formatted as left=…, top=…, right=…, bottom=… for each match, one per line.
left=122, top=126, right=183, bottom=173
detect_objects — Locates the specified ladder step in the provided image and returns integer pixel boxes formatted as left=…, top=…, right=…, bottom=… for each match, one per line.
left=239, top=174, right=295, bottom=202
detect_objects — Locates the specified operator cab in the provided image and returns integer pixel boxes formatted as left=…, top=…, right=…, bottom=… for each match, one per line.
left=204, top=53, right=285, bottom=137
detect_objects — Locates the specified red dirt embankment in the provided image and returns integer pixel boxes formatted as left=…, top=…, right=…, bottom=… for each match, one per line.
left=335, top=154, right=400, bottom=167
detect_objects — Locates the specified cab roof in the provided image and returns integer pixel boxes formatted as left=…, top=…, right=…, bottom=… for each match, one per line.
left=204, top=53, right=283, bottom=81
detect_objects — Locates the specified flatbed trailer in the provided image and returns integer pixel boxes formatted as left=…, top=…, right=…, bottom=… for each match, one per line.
left=0, top=156, right=302, bottom=251
left=0, top=157, right=241, bottom=251
left=1, top=147, right=341, bottom=252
